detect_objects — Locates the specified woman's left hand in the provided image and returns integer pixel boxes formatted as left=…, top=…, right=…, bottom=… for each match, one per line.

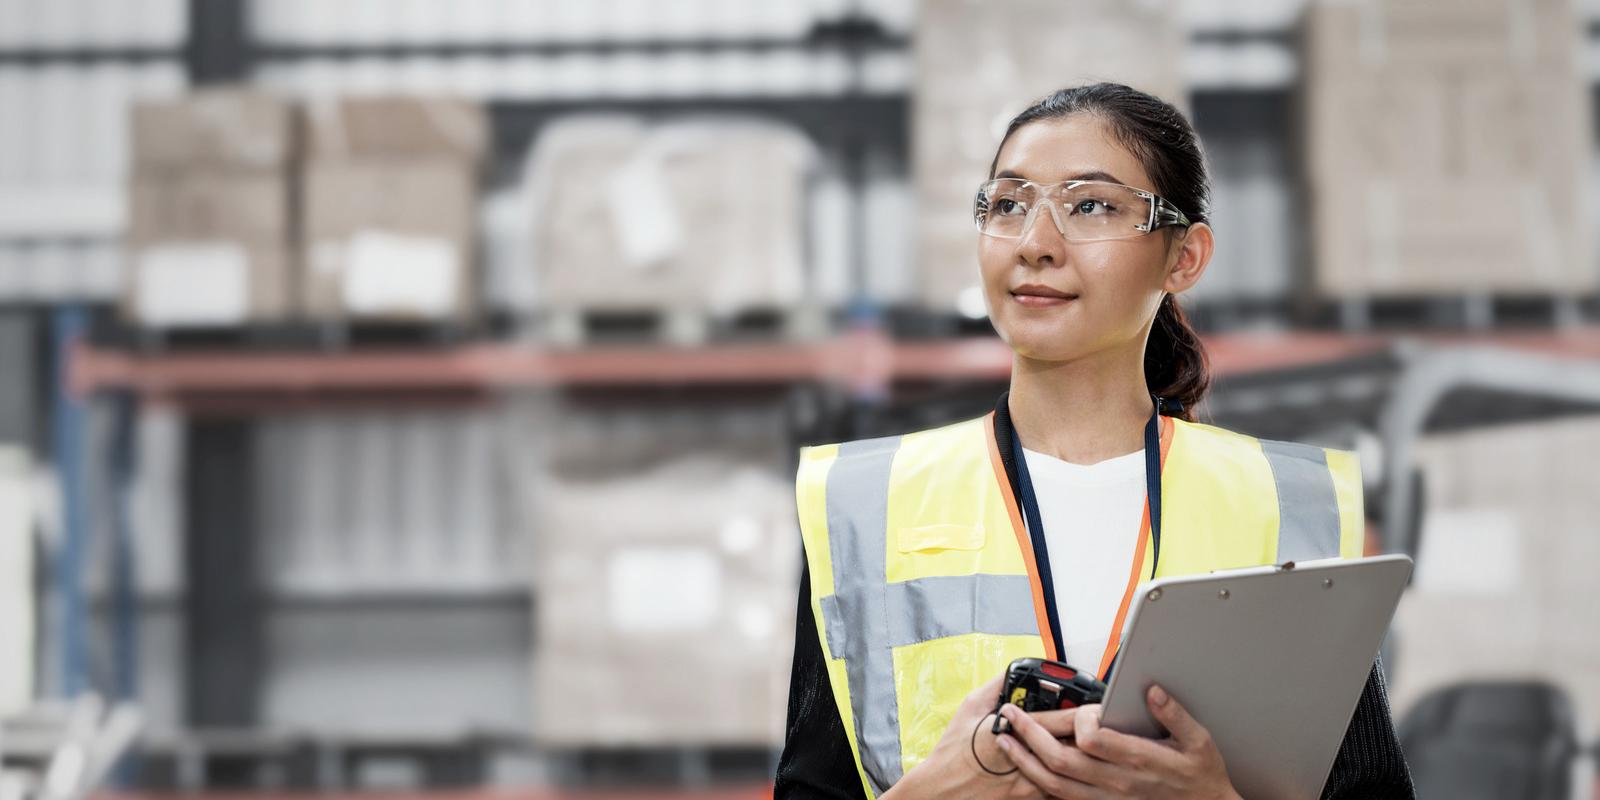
left=994, top=684, right=1241, bottom=800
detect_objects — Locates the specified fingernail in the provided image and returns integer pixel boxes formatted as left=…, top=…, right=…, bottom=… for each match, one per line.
left=1150, top=685, right=1169, bottom=707
left=996, top=735, right=1011, bottom=751
left=1000, top=704, right=1014, bottom=719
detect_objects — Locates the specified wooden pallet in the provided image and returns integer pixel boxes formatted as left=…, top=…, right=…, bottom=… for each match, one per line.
left=92, top=316, right=495, bottom=353
left=1319, top=293, right=1598, bottom=332
left=540, top=745, right=779, bottom=790
left=532, top=305, right=829, bottom=348
left=130, top=735, right=777, bottom=793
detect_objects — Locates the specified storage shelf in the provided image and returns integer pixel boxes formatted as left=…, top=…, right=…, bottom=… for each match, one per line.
left=487, top=95, right=907, bottom=153
left=0, top=47, right=180, bottom=64
left=71, top=338, right=859, bottom=395
left=268, top=581, right=531, bottom=606
left=252, top=35, right=907, bottom=61
left=72, top=328, right=1600, bottom=404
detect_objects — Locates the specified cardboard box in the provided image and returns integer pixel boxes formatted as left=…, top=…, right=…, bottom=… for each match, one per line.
left=301, top=158, right=478, bottom=321
left=1302, top=0, right=1594, bottom=296
left=912, top=0, right=1188, bottom=314
left=122, top=237, right=294, bottom=326
left=302, top=159, right=473, bottom=242
left=128, top=171, right=291, bottom=242
left=124, top=89, right=299, bottom=326
left=535, top=393, right=793, bottom=478
left=305, top=96, right=489, bottom=161
left=296, top=96, right=487, bottom=323
left=131, top=89, right=298, bottom=172
left=1304, top=0, right=1577, bottom=73
left=532, top=457, right=799, bottom=746
left=527, top=117, right=813, bottom=314
left=526, top=397, right=797, bottom=745
left=122, top=170, right=297, bottom=325
left=1388, top=416, right=1600, bottom=722
left=1312, top=174, right=1588, bottom=294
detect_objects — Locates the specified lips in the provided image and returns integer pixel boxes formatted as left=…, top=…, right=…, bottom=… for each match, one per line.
left=1010, top=284, right=1078, bottom=306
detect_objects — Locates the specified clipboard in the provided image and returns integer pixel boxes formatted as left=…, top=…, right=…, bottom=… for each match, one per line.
left=1099, top=554, right=1413, bottom=799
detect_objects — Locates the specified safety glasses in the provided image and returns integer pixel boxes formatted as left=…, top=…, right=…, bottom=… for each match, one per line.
left=974, top=178, right=1192, bottom=242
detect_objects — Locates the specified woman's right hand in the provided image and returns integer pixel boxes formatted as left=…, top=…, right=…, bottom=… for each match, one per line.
left=883, top=672, right=1075, bottom=799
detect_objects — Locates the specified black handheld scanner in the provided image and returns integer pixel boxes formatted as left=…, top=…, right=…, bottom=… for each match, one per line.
left=991, top=657, right=1107, bottom=735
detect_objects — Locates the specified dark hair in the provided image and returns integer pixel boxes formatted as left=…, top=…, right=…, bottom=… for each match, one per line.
left=989, top=82, right=1211, bottom=421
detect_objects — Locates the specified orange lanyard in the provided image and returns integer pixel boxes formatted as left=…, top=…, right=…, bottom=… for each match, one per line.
left=993, top=400, right=1174, bottom=680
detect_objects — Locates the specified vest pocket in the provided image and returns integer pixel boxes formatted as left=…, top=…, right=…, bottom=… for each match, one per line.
left=896, top=523, right=986, bottom=553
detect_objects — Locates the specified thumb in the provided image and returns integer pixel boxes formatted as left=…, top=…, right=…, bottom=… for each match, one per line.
left=969, top=672, right=1006, bottom=701
left=963, top=672, right=1007, bottom=712
left=1148, top=684, right=1211, bottom=750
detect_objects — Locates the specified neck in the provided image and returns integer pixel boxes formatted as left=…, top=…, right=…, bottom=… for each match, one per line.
left=1008, top=346, right=1155, bottom=466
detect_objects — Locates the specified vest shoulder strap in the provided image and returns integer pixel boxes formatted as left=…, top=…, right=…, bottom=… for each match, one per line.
left=1173, top=418, right=1365, bottom=561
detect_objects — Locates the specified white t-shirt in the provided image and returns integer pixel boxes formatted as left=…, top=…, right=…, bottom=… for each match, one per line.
left=1021, top=445, right=1150, bottom=674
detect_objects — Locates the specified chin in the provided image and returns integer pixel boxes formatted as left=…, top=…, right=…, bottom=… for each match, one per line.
left=993, top=316, right=1086, bottom=362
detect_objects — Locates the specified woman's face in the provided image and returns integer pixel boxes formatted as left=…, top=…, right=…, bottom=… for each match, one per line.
left=979, top=114, right=1206, bottom=363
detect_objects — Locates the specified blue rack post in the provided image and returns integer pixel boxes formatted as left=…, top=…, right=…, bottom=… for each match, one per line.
left=50, top=305, right=90, bottom=697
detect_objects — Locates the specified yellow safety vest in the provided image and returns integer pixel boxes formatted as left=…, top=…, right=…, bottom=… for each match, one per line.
left=794, top=411, right=1364, bottom=798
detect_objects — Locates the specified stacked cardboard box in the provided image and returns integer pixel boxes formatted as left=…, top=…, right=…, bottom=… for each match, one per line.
left=1303, top=0, right=1594, bottom=296
left=530, top=398, right=798, bottom=745
left=124, top=90, right=297, bottom=326
left=533, top=458, right=799, bottom=745
left=526, top=116, right=813, bottom=317
left=1390, top=415, right=1600, bottom=722
left=912, top=0, right=1187, bottom=315
left=302, top=96, right=487, bottom=322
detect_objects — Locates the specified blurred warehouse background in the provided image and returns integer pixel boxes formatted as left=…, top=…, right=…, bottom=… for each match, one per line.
left=1, top=0, right=1600, bottom=798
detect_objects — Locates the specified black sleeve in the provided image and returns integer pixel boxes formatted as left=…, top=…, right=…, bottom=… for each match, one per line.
left=1320, top=656, right=1416, bottom=799
left=774, top=559, right=869, bottom=800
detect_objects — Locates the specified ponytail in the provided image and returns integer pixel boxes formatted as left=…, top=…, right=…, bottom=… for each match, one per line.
left=1145, top=294, right=1208, bottom=422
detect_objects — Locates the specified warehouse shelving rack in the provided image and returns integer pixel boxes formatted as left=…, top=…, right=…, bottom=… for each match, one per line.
left=70, top=325, right=1600, bottom=532
left=19, top=0, right=921, bottom=792
left=17, top=0, right=1600, bottom=794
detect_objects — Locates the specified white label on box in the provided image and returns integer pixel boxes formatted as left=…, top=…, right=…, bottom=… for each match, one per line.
left=135, top=242, right=250, bottom=326
left=608, top=547, right=720, bottom=633
left=607, top=153, right=683, bottom=270
left=342, top=230, right=457, bottom=317
left=1413, top=507, right=1521, bottom=595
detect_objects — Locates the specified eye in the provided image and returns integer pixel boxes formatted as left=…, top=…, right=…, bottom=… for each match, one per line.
left=1072, top=199, right=1112, bottom=215
left=994, top=198, right=1026, bottom=216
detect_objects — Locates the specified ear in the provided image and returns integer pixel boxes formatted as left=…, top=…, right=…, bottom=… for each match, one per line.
left=1162, top=222, right=1213, bottom=295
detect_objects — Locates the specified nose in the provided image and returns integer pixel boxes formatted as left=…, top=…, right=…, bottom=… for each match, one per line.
left=1015, top=198, right=1068, bottom=267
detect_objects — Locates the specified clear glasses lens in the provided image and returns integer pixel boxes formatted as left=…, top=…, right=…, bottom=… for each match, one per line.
left=975, top=179, right=1165, bottom=241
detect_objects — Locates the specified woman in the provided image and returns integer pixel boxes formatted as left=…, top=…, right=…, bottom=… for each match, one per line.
left=775, top=84, right=1414, bottom=799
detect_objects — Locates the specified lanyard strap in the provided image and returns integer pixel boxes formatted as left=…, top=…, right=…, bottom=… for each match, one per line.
left=1010, top=397, right=1167, bottom=679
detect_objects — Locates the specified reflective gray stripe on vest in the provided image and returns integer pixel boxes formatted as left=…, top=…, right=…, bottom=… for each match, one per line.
left=823, top=573, right=1038, bottom=653
left=818, top=438, right=1040, bottom=795
left=1260, top=439, right=1343, bottom=562
left=822, top=435, right=903, bottom=796
left=883, top=573, right=1038, bottom=647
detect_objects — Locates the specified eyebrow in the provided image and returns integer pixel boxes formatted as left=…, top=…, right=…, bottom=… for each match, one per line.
left=994, top=169, right=1125, bottom=185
